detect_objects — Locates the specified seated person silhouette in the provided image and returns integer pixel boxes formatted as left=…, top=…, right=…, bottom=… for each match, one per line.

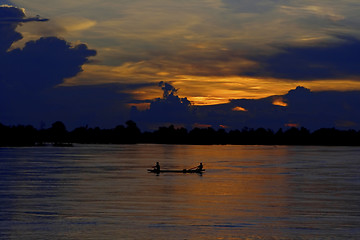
left=153, top=162, right=160, bottom=172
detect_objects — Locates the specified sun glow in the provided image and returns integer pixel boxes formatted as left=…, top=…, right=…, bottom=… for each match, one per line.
left=272, top=98, right=288, bottom=107
left=64, top=64, right=360, bottom=106
left=232, top=106, right=248, bottom=112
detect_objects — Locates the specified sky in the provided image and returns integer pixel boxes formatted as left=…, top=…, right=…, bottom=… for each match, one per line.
left=1, top=0, right=360, bottom=130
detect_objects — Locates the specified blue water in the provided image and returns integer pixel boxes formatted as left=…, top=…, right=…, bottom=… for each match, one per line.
left=1, top=144, right=359, bottom=239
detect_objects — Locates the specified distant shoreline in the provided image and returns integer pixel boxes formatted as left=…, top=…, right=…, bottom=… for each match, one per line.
left=1, top=121, right=360, bottom=147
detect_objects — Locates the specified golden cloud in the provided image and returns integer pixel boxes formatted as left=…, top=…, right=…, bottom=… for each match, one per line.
left=272, top=97, right=288, bottom=107
left=232, top=106, right=248, bottom=112
left=64, top=59, right=360, bottom=106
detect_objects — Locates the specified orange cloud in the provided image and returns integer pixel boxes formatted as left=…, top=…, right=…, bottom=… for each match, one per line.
left=232, top=106, right=248, bottom=112
left=272, top=97, right=288, bottom=107
left=65, top=63, right=360, bottom=106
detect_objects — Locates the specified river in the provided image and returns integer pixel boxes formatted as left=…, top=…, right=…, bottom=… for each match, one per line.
left=1, top=144, right=359, bottom=239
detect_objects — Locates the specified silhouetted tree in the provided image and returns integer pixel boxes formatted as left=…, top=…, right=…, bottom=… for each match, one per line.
left=151, top=125, right=188, bottom=144
left=71, top=126, right=89, bottom=143
left=0, top=124, right=36, bottom=146
left=49, top=121, right=68, bottom=145
left=125, top=120, right=141, bottom=143
left=1, top=121, right=360, bottom=146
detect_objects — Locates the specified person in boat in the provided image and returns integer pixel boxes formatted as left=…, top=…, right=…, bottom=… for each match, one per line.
left=197, top=162, right=203, bottom=171
left=153, top=162, right=160, bottom=172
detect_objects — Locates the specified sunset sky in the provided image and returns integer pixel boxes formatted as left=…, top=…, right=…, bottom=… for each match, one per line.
left=1, top=0, right=360, bottom=130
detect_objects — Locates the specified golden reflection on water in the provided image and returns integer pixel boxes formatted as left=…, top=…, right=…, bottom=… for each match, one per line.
left=131, top=145, right=295, bottom=238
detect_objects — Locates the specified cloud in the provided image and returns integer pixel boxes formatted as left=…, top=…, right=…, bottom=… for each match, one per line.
left=0, top=5, right=25, bottom=52
left=0, top=1, right=13, bottom=5
left=0, top=4, right=48, bottom=22
left=198, top=86, right=360, bottom=130
left=2, top=37, right=96, bottom=89
left=11, top=0, right=360, bottom=86
left=246, top=35, right=360, bottom=80
left=131, top=82, right=195, bottom=129
left=0, top=4, right=25, bottom=19
left=57, top=17, right=96, bottom=32
left=131, top=83, right=360, bottom=131
left=4, top=2, right=360, bottom=130
left=0, top=5, right=121, bottom=129
left=0, top=5, right=49, bottom=50
left=69, top=62, right=360, bottom=106
left=279, top=4, right=344, bottom=22
left=0, top=5, right=95, bottom=89
left=221, top=0, right=281, bottom=13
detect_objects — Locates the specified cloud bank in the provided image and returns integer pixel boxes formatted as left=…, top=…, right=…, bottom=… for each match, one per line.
left=132, top=83, right=360, bottom=131
left=0, top=5, right=130, bottom=129
left=247, top=35, right=360, bottom=80
left=10, top=0, right=360, bottom=106
left=3, top=2, right=360, bottom=131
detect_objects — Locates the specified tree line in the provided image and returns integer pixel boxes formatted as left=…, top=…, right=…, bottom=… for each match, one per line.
left=1, top=120, right=360, bottom=147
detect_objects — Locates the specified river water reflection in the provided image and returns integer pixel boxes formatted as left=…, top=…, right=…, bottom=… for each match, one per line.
left=1, top=144, right=359, bottom=239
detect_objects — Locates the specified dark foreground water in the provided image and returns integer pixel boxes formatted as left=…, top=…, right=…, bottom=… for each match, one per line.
left=0, top=144, right=359, bottom=239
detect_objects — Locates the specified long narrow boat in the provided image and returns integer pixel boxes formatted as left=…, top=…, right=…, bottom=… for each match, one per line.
left=148, top=169, right=205, bottom=174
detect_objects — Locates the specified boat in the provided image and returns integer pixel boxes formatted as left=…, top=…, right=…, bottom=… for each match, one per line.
left=53, top=142, right=73, bottom=147
left=147, top=168, right=205, bottom=174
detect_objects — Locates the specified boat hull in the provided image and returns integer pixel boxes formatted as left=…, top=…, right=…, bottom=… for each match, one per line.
left=148, top=169, right=205, bottom=173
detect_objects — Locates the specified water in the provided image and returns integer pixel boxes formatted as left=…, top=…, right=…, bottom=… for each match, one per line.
left=0, top=144, right=359, bottom=239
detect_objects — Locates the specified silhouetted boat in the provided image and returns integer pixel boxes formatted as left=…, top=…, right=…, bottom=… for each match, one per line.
left=148, top=169, right=205, bottom=173
left=52, top=143, right=73, bottom=147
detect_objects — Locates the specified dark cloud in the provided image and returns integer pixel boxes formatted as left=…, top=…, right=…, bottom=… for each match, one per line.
left=0, top=5, right=25, bottom=20
left=282, top=87, right=360, bottom=129
left=132, top=84, right=360, bottom=131
left=0, top=5, right=25, bottom=53
left=247, top=35, right=360, bottom=80
left=0, top=4, right=48, bottom=22
left=2, top=37, right=96, bottom=89
left=159, top=81, right=178, bottom=98
left=131, top=82, right=195, bottom=129
left=0, top=5, right=127, bottom=129
left=200, top=86, right=360, bottom=130
left=0, top=5, right=48, bottom=53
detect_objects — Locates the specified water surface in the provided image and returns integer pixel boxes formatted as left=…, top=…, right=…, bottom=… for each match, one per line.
left=1, top=144, right=359, bottom=239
